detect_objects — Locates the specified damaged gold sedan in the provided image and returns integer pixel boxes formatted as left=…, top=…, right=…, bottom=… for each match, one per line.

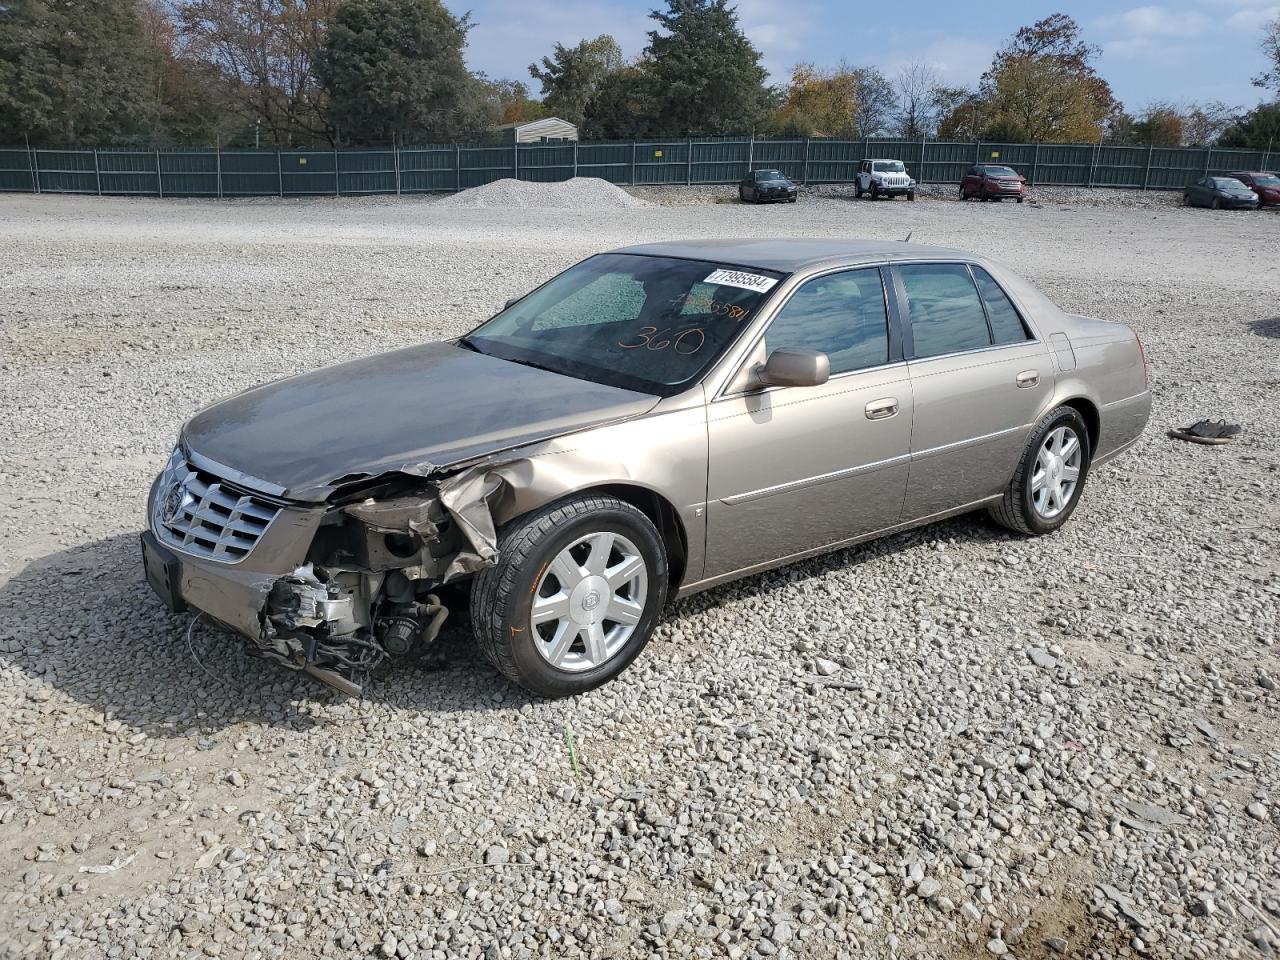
left=142, top=240, right=1150, bottom=697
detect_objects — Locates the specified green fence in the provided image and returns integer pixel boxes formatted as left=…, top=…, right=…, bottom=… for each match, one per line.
left=1, top=138, right=1275, bottom=197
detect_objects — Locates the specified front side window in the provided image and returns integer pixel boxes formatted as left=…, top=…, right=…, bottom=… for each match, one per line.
left=465, top=254, right=784, bottom=396
left=899, top=263, right=991, bottom=359
left=763, top=268, right=889, bottom=375
left=971, top=266, right=1031, bottom=344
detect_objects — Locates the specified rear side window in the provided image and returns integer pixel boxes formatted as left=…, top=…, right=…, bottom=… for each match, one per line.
left=764, top=268, right=889, bottom=374
left=971, top=266, right=1031, bottom=344
left=899, top=263, right=991, bottom=359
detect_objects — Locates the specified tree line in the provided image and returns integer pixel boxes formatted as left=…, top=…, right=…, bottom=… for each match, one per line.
left=2, top=0, right=1278, bottom=150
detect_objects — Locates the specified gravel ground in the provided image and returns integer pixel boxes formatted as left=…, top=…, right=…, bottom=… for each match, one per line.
left=1, top=190, right=1277, bottom=960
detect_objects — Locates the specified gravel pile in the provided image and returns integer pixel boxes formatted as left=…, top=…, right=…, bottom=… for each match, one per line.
left=1, top=193, right=1277, bottom=960
left=436, top=176, right=652, bottom=209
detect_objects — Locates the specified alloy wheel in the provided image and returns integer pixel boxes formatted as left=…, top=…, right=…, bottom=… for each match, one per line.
left=1031, top=426, right=1082, bottom=519
left=530, top=532, right=648, bottom=672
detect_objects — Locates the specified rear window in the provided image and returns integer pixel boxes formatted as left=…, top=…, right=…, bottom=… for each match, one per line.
left=899, top=263, right=991, bottom=359
left=971, top=266, right=1031, bottom=344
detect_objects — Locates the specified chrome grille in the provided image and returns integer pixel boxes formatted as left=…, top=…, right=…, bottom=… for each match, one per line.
left=152, top=449, right=282, bottom=563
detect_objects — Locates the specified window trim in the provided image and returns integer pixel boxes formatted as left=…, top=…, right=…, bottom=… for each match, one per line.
left=969, top=262, right=1034, bottom=346
left=716, top=263, right=905, bottom=400
left=892, top=260, right=1040, bottom=362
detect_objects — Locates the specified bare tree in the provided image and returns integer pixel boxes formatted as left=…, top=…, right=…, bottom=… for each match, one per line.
left=895, top=60, right=941, bottom=139
left=176, top=0, right=336, bottom=147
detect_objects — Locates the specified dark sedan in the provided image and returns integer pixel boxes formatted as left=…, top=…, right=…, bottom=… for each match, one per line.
left=739, top=169, right=798, bottom=204
left=1183, top=176, right=1259, bottom=209
left=1228, top=171, right=1280, bottom=207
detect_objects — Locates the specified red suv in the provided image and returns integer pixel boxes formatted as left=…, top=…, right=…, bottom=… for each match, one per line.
left=960, top=164, right=1027, bottom=202
left=1229, top=171, right=1280, bottom=207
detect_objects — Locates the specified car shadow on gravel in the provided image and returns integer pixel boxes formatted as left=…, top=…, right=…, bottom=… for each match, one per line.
left=1247, top=316, right=1280, bottom=339
left=0, top=534, right=528, bottom=739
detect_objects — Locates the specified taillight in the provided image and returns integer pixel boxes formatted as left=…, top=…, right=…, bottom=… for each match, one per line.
left=1134, top=330, right=1149, bottom=387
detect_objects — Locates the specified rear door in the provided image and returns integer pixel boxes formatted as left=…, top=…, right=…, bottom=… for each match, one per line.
left=704, top=266, right=913, bottom=577
left=894, top=261, right=1053, bottom=519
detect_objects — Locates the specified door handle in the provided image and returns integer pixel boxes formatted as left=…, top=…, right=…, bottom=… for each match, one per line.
left=865, top=397, right=898, bottom=420
left=1016, top=370, right=1040, bottom=388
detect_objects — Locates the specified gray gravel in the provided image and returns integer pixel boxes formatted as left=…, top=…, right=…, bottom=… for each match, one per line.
left=1, top=190, right=1277, bottom=959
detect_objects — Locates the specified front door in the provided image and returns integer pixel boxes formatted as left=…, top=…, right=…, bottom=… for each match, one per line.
left=895, top=261, right=1054, bottom=519
left=704, top=266, right=913, bottom=579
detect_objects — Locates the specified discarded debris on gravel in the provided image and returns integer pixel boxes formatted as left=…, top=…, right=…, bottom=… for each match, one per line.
left=0, top=191, right=1277, bottom=959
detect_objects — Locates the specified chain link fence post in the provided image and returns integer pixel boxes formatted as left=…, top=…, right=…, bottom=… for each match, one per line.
left=155, top=149, right=164, bottom=198
left=394, top=137, right=401, bottom=195
left=455, top=142, right=461, bottom=192
left=334, top=148, right=340, bottom=196
left=216, top=142, right=223, bottom=199
left=276, top=149, right=283, bottom=197
left=93, top=149, right=102, bottom=195
left=1142, top=143, right=1153, bottom=190
left=686, top=138, right=692, bottom=185
left=802, top=137, right=810, bottom=184
left=630, top=141, right=637, bottom=184
left=1031, top=142, right=1040, bottom=186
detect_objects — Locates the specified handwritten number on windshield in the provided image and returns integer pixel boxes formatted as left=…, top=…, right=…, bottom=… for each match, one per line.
left=619, top=326, right=706, bottom=355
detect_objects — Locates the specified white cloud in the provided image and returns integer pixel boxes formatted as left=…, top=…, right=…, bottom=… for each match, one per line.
left=465, top=0, right=651, bottom=81
left=1097, top=5, right=1212, bottom=37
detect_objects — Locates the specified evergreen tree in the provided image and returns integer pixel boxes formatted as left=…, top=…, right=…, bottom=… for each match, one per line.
left=643, top=0, right=770, bottom=136
left=0, top=0, right=161, bottom=145
left=318, top=0, right=493, bottom=144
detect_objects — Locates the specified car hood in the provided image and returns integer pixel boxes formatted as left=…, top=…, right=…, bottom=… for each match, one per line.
left=181, top=341, right=658, bottom=501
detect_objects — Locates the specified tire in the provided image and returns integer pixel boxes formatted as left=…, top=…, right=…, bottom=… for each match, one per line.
left=1016, top=197, right=1024, bottom=204
left=469, top=494, right=668, bottom=697
left=959, top=186, right=967, bottom=200
left=870, top=184, right=879, bottom=200
left=1211, top=197, right=1220, bottom=210
left=788, top=196, right=797, bottom=203
left=907, top=190, right=915, bottom=201
left=988, top=405, right=1092, bottom=536
left=855, top=182, right=863, bottom=198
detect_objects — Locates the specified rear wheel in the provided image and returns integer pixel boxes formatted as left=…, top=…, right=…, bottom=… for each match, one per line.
left=988, top=406, right=1092, bottom=536
left=870, top=183, right=880, bottom=200
left=470, top=495, right=668, bottom=697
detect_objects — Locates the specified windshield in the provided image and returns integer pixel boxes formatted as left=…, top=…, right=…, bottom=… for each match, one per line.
left=1212, top=178, right=1247, bottom=189
left=981, top=166, right=1019, bottom=178
left=873, top=161, right=906, bottom=173
left=755, top=169, right=785, bottom=180
left=1252, top=174, right=1280, bottom=186
left=464, top=254, right=785, bottom=396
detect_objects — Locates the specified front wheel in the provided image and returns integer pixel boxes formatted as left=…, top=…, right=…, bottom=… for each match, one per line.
left=855, top=182, right=863, bottom=198
left=988, top=406, right=1092, bottom=536
left=469, top=495, right=668, bottom=697
left=1211, top=197, right=1221, bottom=210
left=870, top=184, right=879, bottom=200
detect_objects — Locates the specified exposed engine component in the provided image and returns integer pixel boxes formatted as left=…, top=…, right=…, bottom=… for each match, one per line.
left=259, top=564, right=452, bottom=696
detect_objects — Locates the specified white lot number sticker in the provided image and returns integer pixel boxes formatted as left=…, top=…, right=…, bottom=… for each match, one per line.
left=703, top=268, right=778, bottom=293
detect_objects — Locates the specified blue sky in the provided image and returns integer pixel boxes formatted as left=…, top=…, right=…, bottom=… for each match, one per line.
left=463, top=0, right=1278, bottom=112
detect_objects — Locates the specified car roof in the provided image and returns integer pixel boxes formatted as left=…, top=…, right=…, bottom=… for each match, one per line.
left=611, top=239, right=976, bottom=273
left=1229, top=170, right=1274, bottom=176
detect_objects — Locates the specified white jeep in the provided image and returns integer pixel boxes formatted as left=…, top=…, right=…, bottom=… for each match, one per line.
left=855, top=159, right=916, bottom=200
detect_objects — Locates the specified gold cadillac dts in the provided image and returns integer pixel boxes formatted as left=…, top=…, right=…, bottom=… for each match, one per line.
left=142, top=240, right=1151, bottom=697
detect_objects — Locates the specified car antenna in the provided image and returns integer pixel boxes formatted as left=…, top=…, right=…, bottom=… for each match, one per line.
left=902, top=231, right=913, bottom=243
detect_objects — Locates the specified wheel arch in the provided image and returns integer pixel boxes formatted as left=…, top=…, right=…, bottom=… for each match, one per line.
left=1059, top=396, right=1100, bottom=454
left=496, top=478, right=690, bottom=590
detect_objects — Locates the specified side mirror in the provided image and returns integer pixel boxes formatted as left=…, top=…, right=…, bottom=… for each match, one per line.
left=503, top=296, right=521, bottom=310
left=755, top=348, right=830, bottom=388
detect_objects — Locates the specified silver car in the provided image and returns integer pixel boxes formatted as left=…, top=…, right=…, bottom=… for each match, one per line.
left=141, top=240, right=1151, bottom=697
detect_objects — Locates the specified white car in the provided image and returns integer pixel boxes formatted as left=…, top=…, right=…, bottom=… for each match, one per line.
left=856, top=159, right=916, bottom=201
